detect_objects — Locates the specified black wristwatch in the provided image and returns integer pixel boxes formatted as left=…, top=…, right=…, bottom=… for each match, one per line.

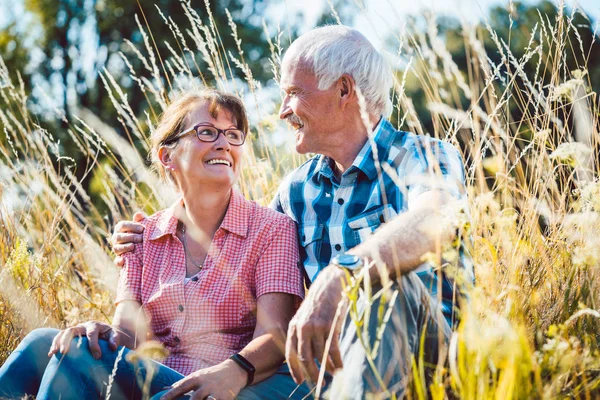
left=230, top=353, right=256, bottom=387
left=331, top=253, right=364, bottom=272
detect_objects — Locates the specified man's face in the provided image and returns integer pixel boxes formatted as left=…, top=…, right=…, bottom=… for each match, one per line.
left=279, top=56, right=340, bottom=155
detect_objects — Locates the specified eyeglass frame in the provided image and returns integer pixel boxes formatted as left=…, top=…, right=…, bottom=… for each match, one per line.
left=163, top=123, right=247, bottom=147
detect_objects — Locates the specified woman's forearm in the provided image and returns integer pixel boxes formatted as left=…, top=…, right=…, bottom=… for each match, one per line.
left=233, top=329, right=287, bottom=384
left=112, top=300, right=148, bottom=349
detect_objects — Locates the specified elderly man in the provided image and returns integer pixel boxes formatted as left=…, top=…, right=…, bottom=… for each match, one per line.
left=113, top=26, right=472, bottom=399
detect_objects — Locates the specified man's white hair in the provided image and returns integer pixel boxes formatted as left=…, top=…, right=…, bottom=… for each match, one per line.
left=288, top=25, right=393, bottom=117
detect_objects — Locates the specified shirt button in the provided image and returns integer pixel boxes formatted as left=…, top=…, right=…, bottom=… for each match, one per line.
left=178, top=305, right=184, bottom=312
left=191, top=276, right=199, bottom=282
left=334, top=244, right=342, bottom=251
left=174, top=336, right=180, bottom=343
left=337, top=198, right=344, bottom=205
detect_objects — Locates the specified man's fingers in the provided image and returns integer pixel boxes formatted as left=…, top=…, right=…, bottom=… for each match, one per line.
left=298, top=327, right=319, bottom=383
left=132, top=212, right=146, bottom=222
left=312, top=335, right=326, bottom=365
left=113, top=243, right=135, bottom=256
left=114, top=256, right=124, bottom=267
left=114, top=220, right=145, bottom=235
left=285, top=323, right=304, bottom=384
left=114, top=232, right=143, bottom=245
left=329, top=335, right=344, bottom=372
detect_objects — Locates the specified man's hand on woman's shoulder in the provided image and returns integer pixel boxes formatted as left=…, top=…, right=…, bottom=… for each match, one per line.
left=111, top=212, right=146, bottom=266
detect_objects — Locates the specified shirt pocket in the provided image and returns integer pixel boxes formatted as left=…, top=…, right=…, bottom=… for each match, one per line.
left=347, top=204, right=398, bottom=246
left=298, top=223, right=324, bottom=281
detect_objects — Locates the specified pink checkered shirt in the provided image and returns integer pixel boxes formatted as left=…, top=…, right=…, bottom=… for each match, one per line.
left=115, top=189, right=304, bottom=376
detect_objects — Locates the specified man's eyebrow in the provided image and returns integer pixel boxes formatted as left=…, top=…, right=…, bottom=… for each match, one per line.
left=281, top=85, right=300, bottom=92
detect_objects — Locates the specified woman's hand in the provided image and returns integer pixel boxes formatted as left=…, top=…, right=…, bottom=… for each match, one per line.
left=160, top=359, right=247, bottom=400
left=48, top=321, right=120, bottom=359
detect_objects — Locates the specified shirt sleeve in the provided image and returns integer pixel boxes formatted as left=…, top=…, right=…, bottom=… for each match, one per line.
left=115, top=241, right=143, bottom=304
left=402, top=137, right=467, bottom=208
left=255, top=215, right=304, bottom=303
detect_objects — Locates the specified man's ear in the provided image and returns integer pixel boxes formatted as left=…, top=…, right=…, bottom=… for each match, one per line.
left=337, top=74, right=356, bottom=109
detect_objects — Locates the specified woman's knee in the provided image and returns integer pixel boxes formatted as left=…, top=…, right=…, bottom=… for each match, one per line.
left=20, top=328, right=60, bottom=353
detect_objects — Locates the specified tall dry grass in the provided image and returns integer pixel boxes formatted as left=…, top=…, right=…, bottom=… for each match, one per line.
left=0, top=0, right=599, bottom=398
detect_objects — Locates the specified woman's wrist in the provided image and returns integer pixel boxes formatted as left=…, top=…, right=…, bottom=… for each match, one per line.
left=223, top=357, right=251, bottom=388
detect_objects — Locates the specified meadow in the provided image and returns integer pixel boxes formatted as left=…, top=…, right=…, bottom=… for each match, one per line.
left=0, top=1, right=599, bottom=398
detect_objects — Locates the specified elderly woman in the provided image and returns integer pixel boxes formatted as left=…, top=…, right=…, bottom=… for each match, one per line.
left=0, top=90, right=304, bottom=399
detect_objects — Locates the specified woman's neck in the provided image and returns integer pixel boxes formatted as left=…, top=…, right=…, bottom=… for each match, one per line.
left=176, top=188, right=232, bottom=243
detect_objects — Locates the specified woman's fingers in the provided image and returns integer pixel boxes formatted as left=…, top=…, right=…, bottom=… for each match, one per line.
left=107, top=329, right=119, bottom=351
left=58, top=326, right=82, bottom=354
left=48, top=330, right=64, bottom=357
left=85, top=323, right=102, bottom=359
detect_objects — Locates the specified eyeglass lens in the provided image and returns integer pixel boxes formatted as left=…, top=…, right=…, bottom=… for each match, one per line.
left=195, top=125, right=245, bottom=145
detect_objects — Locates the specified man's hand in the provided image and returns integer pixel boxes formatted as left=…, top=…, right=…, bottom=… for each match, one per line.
left=48, top=321, right=119, bottom=359
left=285, top=266, right=347, bottom=384
left=112, top=212, right=146, bottom=266
left=160, top=359, right=247, bottom=400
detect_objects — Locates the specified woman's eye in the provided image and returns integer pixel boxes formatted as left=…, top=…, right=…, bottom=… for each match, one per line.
left=198, top=129, right=214, bottom=137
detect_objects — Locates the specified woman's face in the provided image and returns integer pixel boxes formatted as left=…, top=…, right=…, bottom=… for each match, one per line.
left=167, top=101, right=244, bottom=192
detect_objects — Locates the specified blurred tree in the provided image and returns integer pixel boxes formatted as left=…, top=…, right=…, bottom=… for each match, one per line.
left=402, top=1, right=600, bottom=134
left=1, top=0, right=281, bottom=208
left=0, top=22, right=33, bottom=92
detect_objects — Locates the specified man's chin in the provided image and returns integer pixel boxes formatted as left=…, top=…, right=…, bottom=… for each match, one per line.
left=294, top=139, right=310, bottom=154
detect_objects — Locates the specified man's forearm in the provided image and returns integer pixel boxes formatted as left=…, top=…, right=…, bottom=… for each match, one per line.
left=349, top=205, right=456, bottom=285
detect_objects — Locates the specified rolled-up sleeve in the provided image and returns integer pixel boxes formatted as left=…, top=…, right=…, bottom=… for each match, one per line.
left=402, top=138, right=466, bottom=208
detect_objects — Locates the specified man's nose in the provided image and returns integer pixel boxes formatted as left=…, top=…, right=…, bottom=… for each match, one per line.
left=279, top=98, right=291, bottom=120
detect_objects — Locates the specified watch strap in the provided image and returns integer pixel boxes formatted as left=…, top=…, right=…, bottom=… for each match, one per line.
left=230, top=353, right=256, bottom=387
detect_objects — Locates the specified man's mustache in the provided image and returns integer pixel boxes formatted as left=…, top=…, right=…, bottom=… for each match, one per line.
left=285, top=113, right=304, bottom=128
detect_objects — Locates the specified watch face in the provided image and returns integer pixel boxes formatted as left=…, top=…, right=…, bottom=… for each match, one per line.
left=335, top=254, right=362, bottom=270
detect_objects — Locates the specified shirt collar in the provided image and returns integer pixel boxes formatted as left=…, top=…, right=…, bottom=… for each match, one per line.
left=148, top=202, right=179, bottom=241
left=315, top=117, right=392, bottom=183
left=147, top=189, right=249, bottom=241
left=218, top=188, right=249, bottom=238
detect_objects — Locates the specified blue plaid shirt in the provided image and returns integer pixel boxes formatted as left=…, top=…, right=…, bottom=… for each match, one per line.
left=271, top=118, right=473, bottom=326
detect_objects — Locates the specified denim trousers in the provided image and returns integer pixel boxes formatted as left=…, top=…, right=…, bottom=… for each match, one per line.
left=0, top=328, right=314, bottom=400
left=0, top=327, right=184, bottom=399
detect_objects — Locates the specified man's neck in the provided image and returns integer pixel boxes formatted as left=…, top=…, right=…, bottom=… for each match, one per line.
left=330, top=114, right=381, bottom=179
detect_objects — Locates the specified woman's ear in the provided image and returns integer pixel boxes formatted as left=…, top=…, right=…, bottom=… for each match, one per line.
left=158, top=146, right=174, bottom=170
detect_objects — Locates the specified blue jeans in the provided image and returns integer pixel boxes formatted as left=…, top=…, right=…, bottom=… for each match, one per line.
left=238, top=272, right=451, bottom=399
left=330, top=272, right=451, bottom=398
left=151, top=364, right=318, bottom=400
left=0, top=328, right=184, bottom=399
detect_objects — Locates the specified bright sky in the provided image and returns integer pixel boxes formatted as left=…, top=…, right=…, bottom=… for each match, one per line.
left=267, top=0, right=600, bottom=49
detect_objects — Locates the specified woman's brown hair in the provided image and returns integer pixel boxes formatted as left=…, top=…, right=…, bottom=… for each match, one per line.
left=150, top=89, right=248, bottom=182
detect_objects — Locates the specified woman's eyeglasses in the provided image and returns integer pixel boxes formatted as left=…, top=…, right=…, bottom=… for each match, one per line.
left=165, top=123, right=246, bottom=146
